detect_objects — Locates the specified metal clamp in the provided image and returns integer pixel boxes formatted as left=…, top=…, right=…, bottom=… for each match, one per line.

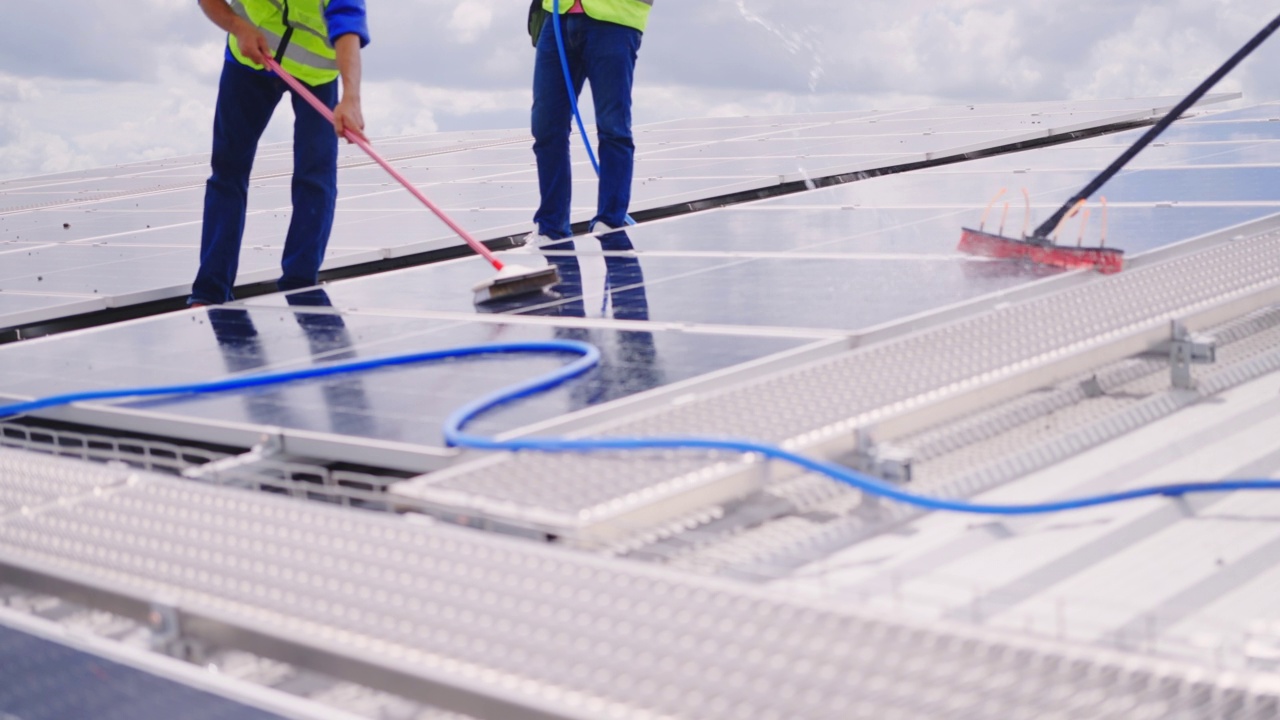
left=845, top=429, right=913, bottom=485
left=1079, top=375, right=1107, bottom=398
left=148, top=596, right=201, bottom=661
left=1162, top=320, right=1217, bottom=390
left=182, top=432, right=285, bottom=480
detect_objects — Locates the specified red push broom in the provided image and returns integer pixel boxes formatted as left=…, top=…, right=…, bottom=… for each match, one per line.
left=960, top=12, right=1280, bottom=274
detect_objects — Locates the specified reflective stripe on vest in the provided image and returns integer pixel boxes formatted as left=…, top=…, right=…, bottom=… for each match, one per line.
left=228, top=0, right=339, bottom=85
left=544, top=0, right=651, bottom=32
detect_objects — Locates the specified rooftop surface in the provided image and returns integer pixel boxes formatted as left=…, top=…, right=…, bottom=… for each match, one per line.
left=3, top=95, right=1280, bottom=719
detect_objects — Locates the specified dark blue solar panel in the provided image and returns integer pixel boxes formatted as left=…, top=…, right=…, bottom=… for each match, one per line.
left=0, top=625, right=285, bottom=720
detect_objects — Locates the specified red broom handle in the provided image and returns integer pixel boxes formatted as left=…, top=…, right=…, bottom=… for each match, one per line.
left=262, top=56, right=505, bottom=270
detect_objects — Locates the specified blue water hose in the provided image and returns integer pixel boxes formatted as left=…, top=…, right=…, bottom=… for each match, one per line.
left=3, top=338, right=1279, bottom=516
left=549, top=0, right=636, bottom=227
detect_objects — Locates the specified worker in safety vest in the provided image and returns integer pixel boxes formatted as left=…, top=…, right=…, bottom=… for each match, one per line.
left=530, top=0, right=651, bottom=243
left=189, top=0, right=369, bottom=306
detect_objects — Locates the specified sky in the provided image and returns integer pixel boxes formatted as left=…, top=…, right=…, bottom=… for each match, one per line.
left=1, top=0, right=1279, bottom=181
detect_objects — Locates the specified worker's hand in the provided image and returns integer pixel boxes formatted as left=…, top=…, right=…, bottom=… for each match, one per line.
left=333, top=95, right=366, bottom=143
left=231, top=18, right=272, bottom=65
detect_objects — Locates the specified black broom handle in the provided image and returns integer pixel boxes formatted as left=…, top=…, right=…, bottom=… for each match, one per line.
left=1032, top=12, right=1280, bottom=239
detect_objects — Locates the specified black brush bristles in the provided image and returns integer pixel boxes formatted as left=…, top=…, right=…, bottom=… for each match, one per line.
left=473, top=265, right=561, bottom=304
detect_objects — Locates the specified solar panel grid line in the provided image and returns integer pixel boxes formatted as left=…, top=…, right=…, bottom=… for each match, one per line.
left=0, top=134, right=533, bottom=217
left=5, top=453, right=1280, bottom=719
left=633, top=109, right=883, bottom=131
left=7, top=101, right=1172, bottom=222
left=0, top=297, right=110, bottom=331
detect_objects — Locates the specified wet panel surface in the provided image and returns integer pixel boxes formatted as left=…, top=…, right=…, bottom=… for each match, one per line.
left=1082, top=119, right=1280, bottom=146
left=524, top=251, right=1062, bottom=331
left=0, top=300, right=812, bottom=447
left=0, top=101, right=1198, bottom=329
left=603, top=204, right=1273, bottom=256
left=1184, top=103, right=1280, bottom=122
left=0, top=245, right=377, bottom=298
left=247, top=235, right=1060, bottom=333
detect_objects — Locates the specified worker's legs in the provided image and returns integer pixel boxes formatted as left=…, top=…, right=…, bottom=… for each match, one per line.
left=532, top=15, right=588, bottom=240
left=583, top=18, right=640, bottom=230
left=191, top=60, right=285, bottom=305
left=278, top=78, right=340, bottom=293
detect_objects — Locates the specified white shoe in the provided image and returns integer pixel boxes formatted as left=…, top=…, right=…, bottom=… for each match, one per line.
left=521, top=231, right=558, bottom=246
left=590, top=222, right=622, bottom=237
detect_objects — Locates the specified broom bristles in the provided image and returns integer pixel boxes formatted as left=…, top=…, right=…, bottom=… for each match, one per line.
left=473, top=265, right=561, bottom=304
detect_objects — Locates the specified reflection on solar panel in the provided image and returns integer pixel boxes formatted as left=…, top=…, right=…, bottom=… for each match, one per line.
left=5, top=96, right=1280, bottom=719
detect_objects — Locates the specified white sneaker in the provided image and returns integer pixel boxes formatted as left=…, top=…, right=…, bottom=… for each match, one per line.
left=590, top=222, right=622, bottom=237
left=521, top=231, right=558, bottom=247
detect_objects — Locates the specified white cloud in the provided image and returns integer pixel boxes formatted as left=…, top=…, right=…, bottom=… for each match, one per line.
left=448, top=0, right=497, bottom=44
left=3, top=1, right=1280, bottom=181
left=0, top=75, right=37, bottom=104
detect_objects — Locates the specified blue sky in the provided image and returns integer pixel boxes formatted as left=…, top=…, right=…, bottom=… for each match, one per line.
left=1, top=0, right=1278, bottom=180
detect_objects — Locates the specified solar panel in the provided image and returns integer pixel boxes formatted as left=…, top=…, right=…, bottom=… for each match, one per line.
left=0, top=96, right=1228, bottom=331
left=0, top=624, right=288, bottom=720
left=2, top=99, right=1275, bottom=466
left=0, top=299, right=817, bottom=462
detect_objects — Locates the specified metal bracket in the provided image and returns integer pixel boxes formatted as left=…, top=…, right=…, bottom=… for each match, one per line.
left=845, top=429, right=913, bottom=485
left=183, top=432, right=286, bottom=480
left=1159, top=320, right=1217, bottom=390
left=1080, top=375, right=1106, bottom=398
left=148, top=597, right=192, bottom=660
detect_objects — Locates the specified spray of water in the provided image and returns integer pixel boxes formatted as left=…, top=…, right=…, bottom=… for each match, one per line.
left=728, top=0, right=826, bottom=92
left=727, top=1, right=827, bottom=189
left=795, top=166, right=817, bottom=190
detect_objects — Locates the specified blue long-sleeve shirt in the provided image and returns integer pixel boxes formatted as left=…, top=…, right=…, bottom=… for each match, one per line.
left=321, top=0, right=370, bottom=48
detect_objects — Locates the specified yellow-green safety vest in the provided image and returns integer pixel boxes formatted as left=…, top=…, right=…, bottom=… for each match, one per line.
left=228, top=0, right=339, bottom=85
left=543, top=0, right=652, bottom=33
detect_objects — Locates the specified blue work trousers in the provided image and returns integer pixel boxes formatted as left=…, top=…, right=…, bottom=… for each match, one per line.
left=190, top=59, right=339, bottom=305
left=532, top=15, right=641, bottom=239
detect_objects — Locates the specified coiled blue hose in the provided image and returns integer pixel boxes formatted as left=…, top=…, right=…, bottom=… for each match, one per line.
left=3, top=338, right=1278, bottom=515
left=549, top=0, right=636, bottom=226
